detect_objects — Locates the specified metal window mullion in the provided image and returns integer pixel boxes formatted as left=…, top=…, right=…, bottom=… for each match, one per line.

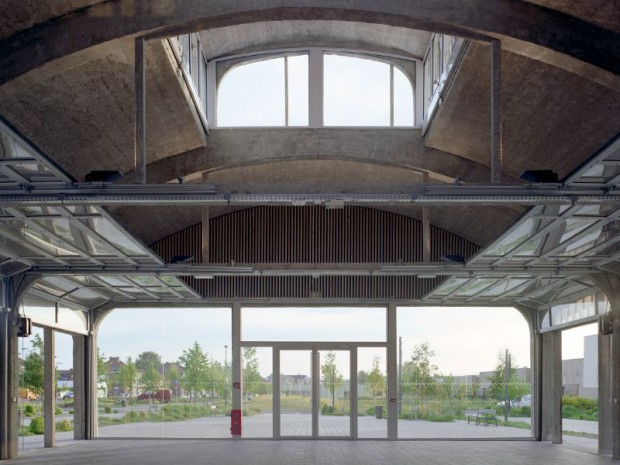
left=465, top=278, right=506, bottom=301
left=0, top=165, right=31, bottom=185
left=565, top=234, right=620, bottom=266
left=27, top=288, right=90, bottom=312
left=284, top=56, right=289, bottom=127
left=308, top=48, right=323, bottom=128
left=390, top=65, right=394, bottom=127
left=61, top=276, right=123, bottom=301
left=0, top=224, right=71, bottom=266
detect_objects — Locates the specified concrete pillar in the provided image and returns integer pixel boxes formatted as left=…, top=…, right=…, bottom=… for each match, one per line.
left=72, top=335, right=86, bottom=439
left=0, top=307, right=10, bottom=460
left=86, top=331, right=97, bottom=438
left=532, top=331, right=543, bottom=440
left=387, top=302, right=398, bottom=439
left=43, top=328, right=56, bottom=448
left=134, top=36, right=146, bottom=184
left=541, top=331, right=562, bottom=444
left=594, top=274, right=620, bottom=458
left=598, top=329, right=612, bottom=455
left=490, top=39, right=503, bottom=184
left=231, top=303, right=242, bottom=438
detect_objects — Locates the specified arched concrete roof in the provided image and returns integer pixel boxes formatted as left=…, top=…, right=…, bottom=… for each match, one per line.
left=1, top=0, right=618, bottom=88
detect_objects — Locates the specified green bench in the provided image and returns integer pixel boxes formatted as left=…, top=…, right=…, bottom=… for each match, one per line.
left=466, top=409, right=498, bottom=426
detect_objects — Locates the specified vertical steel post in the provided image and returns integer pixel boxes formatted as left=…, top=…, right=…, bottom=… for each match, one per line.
left=491, top=39, right=502, bottom=184
left=135, top=37, right=146, bottom=184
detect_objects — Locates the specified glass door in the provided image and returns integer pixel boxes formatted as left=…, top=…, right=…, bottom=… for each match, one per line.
left=277, top=347, right=351, bottom=438
left=279, top=350, right=313, bottom=437
left=317, top=350, right=351, bottom=437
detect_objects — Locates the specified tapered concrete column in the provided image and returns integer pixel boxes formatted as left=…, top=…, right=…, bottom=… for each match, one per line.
left=43, top=328, right=56, bottom=448
left=598, top=330, right=612, bottom=455
left=231, top=303, right=242, bottom=438
left=0, top=307, right=11, bottom=460
left=387, top=302, right=398, bottom=439
left=594, top=274, right=620, bottom=458
left=72, top=335, right=86, bottom=439
left=541, top=331, right=562, bottom=444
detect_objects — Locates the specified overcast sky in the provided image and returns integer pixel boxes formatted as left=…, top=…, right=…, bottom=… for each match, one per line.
left=33, top=306, right=596, bottom=379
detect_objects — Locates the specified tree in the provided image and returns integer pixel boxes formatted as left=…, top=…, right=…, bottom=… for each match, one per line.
left=117, top=357, right=137, bottom=397
left=243, top=347, right=263, bottom=399
left=401, top=342, right=438, bottom=400
left=23, top=334, right=44, bottom=396
left=136, top=351, right=162, bottom=372
left=165, top=365, right=182, bottom=397
left=205, top=358, right=224, bottom=404
left=321, top=351, right=343, bottom=408
left=140, top=364, right=162, bottom=397
left=179, top=341, right=209, bottom=402
left=366, top=357, right=386, bottom=398
left=97, top=348, right=108, bottom=384
left=488, top=351, right=528, bottom=401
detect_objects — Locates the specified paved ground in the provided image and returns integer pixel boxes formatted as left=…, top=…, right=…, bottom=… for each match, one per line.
left=18, top=413, right=597, bottom=456
left=8, top=437, right=612, bottom=465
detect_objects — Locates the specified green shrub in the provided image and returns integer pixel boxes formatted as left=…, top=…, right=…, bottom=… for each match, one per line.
left=56, top=419, right=73, bottom=432
left=23, top=404, right=36, bottom=417
left=29, top=416, right=44, bottom=435
left=55, top=406, right=63, bottom=415
left=104, top=406, right=112, bottom=414
left=562, top=396, right=596, bottom=411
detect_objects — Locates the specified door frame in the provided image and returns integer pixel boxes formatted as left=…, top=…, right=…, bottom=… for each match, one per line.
left=242, top=341, right=387, bottom=439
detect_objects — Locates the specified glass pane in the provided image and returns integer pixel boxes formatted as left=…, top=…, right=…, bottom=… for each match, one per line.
left=242, top=307, right=386, bottom=342
left=96, top=307, right=231, bottom=438
left=358, top=347, right=387, bottom=438
left=398, top=307, right=532, bottom=439
left=484, top=218, right=537, bottom=256
left=81, top=217, right=149, bottom=256
left=280, top=350, right=312, bottom=436
left=324, top=54, right=390, bottom=126
left=318, top=350, right=350, bottom=437
left=218, top=58, right=285, bottom=126
left=241, top=347, right=272, bottom=438
left=393, top=67, right=414, bottom=126
left=287, top=55, right=309, bottom=126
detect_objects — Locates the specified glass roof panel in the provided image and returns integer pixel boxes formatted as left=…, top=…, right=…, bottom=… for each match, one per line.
left=559, top=218, right=598, bottom=244
left=453, top=278, right=498, bottom=296
left=483, top=218, right=537, bottom=256
left=98, top=276, right=132, bottom=287
left=9, top=162, right=56, bottom=181
left=432, top=277, right=470, bottom=296
left=80, top=217, right=152, bottom=256
left=480, top=278, right=529, bottom=297
left=557, top=222, right=620, bottom=257
left=128, top=276, right=162, bottom=287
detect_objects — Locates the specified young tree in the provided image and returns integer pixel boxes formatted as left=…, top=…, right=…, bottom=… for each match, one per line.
left=140, top=364, right=162, bottom=398
left=488, top=351, right=528, bottom=401
left=366, top=357, right=386, bottom=398
left=165, top=365, right=182, bottom=398
left=23, top=334, right=44, bottom=396
left=205, top=358, right=224, bottom=404
left=321, top=351, right=343, bottom=408
left=179, top=341, right=209, bottom=402
left=401, top=342, right=438, bottom=400
left=117, top=357, right=137, bottom=397
left=136, top=351, right=162, bottom=372
left=97, top=348, right=108, bottom=384
left=243, top=347, right=263, bottom=399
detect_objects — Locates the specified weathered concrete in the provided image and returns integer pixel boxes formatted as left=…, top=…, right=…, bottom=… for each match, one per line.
left=425, top=43, right=620, bottom=182
left=0, top=39, right=205, bottom=182
left=43, top=328, right=55, bottom=448
left=0, top=0, right=618, bottom=88
left=541, top=331, right=562, bottom=444
left=199, top=21, right=431, bottom=60
left=72, top=336, right=86, bottom=440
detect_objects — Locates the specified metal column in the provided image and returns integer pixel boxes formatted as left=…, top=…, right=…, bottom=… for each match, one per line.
left=387, top=302, right=398, bottom=439
left=232, top=303, right=242, bottom=438
left=43, top=328, right=56, bottom=448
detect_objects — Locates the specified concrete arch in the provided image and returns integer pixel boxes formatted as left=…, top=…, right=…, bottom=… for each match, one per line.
left=123, top=128, right=513, bottom=185
left=0, top=1, right=618, bottom=88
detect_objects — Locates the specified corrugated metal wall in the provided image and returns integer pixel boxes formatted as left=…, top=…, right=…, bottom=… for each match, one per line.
left=151, top=206, right=479, bottom=299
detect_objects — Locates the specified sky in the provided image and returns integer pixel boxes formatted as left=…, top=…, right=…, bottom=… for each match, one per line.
left=29, top=306, right=597, bottom=379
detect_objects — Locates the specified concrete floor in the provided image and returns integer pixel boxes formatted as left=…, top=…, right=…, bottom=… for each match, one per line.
left=8, top=438, right=613, bottom=465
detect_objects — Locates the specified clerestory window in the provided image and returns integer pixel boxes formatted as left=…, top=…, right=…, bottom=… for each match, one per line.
left=215, top=49, right=415, bottom=128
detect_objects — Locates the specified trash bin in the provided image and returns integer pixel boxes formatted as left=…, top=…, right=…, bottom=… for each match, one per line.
left=374, top=406, right=383, bottom=419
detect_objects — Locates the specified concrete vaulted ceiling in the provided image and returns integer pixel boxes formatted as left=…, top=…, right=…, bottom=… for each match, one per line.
left=0, top=0, right=618, bottom=250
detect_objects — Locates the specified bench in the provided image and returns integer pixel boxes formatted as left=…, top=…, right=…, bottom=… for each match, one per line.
left=466, top=409, right=498, bottom=426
